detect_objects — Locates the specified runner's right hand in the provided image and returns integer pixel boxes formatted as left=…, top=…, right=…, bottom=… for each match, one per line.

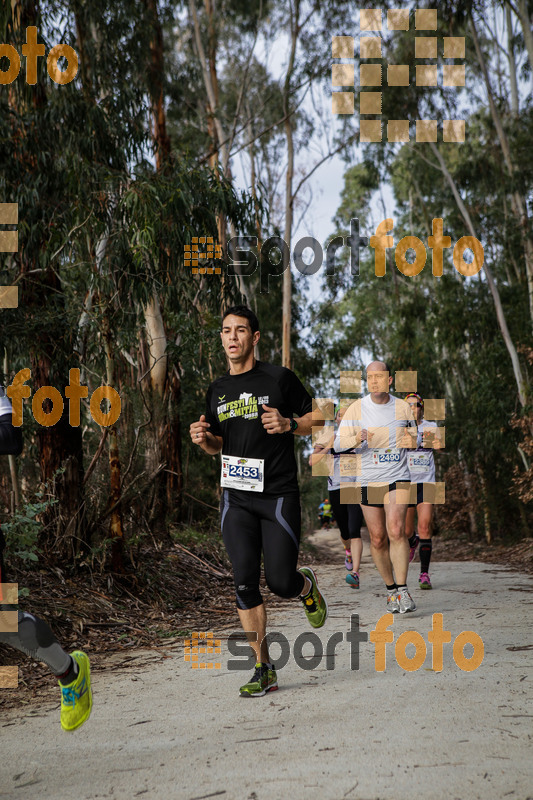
left=190, top=414, right=211, bottom=445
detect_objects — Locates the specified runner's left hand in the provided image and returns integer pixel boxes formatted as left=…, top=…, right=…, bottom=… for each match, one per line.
left=262, top=404, right=290, bottom=434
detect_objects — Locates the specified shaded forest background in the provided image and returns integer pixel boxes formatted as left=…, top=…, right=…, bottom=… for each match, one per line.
left=0, top=0, right=531, bottom=587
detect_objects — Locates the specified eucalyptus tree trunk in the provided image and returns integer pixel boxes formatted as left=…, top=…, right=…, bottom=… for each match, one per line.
left=471, top=18, right=533, bottom=328
left=189, top=0, right=254, bottom=309
left=429, top=142, right=528, bottom=409
left=505, top=4, right=519, bottom=116
left=102, top=311, right=125, bottom=572
left=281, top=0, right=300, bottom=369
left=144, top=0, right=183, bottom=523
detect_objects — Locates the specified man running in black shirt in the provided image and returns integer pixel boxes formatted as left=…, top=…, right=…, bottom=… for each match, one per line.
left=190, top=306, right=327, bottom=697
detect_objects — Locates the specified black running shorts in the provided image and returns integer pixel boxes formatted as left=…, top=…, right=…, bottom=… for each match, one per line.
left=220, top=490, right=305, bottom=609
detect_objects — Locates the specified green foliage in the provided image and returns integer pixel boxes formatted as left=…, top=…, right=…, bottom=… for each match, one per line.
left=3, top=494, right=59, bottom=564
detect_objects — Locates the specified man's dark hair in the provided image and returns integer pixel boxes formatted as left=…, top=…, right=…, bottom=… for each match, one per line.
left=222, top=305, right=259, bottom=333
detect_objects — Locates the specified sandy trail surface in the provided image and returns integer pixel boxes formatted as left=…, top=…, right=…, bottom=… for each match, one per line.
left=1, top=527, right=532, bottom=800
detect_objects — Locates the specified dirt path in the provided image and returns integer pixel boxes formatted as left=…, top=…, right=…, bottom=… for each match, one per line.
left=1, top=527, right=532, bottom=800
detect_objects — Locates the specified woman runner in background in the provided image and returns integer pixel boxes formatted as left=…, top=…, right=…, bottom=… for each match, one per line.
left=404, top=392, right=443, bottom=589
left=309, top=404, right=364, bottom=588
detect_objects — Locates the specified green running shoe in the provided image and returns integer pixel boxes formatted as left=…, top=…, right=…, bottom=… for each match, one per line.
left=60, top=650, right=92, bottom=731
left=299, top=567, right=328, bottom=628
left=239, top=663, right=278, bottom=697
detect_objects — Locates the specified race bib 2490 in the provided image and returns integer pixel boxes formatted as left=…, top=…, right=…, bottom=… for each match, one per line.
left=372, top=449, right=401, bottom=465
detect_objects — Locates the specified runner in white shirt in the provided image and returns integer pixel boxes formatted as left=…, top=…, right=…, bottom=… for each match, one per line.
left=404, top=392, right=443, bottom=589
left=338, top=362, right=417, bottom=613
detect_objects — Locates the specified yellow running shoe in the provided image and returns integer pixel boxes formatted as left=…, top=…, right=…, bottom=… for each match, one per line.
left=299, top=567, right=328, bottom=628
left=60, top=651, right=92, bottom=731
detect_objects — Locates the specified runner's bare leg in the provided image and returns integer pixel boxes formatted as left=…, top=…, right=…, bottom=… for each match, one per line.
left=361, top=506, right=395, bottom=585
left=237, top=604, right=269, bottom=663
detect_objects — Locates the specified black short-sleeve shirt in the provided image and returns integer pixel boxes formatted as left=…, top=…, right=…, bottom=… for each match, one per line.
left=205, top=361, right=312, bottom=495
